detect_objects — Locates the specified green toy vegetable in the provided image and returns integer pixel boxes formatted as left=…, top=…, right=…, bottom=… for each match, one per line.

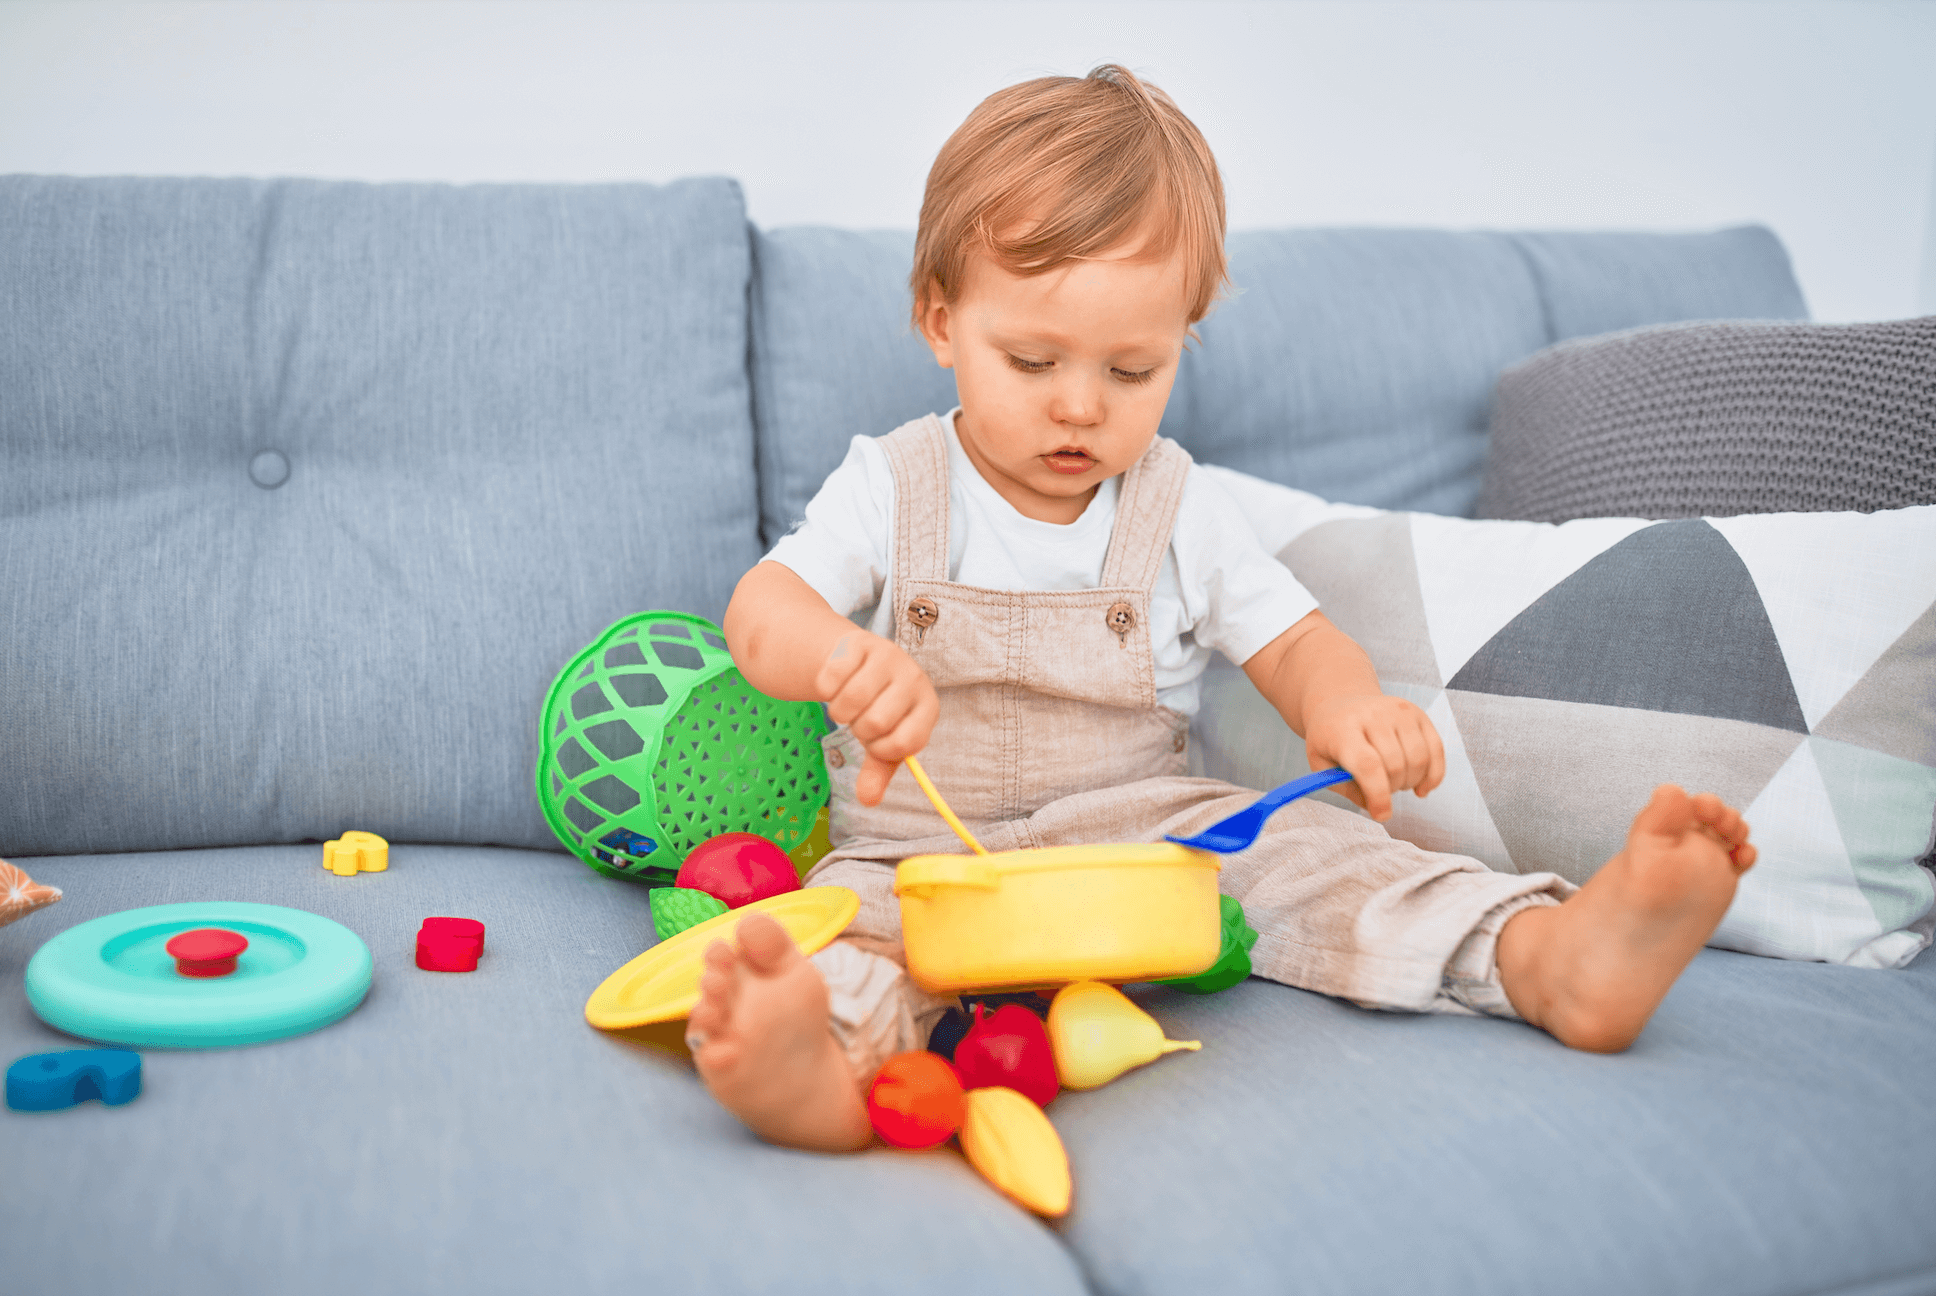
left=650, top=888, right=729, bottom=942
left=1158, top=894, right=1259, bottom=995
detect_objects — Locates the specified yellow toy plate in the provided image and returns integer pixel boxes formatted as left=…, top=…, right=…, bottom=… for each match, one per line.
left=584, top=886, right=859, bottom=1030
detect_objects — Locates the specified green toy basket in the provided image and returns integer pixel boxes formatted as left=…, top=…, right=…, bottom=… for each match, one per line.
left=537, top=611, right=830, bottom=885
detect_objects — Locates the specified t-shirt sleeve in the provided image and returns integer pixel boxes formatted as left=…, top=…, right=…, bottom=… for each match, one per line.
left=1171, top=466, right=1321, bottom=665
left=760, top=435, right=894, bottom=618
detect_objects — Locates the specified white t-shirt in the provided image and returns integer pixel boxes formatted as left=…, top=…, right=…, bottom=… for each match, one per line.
left=763, top=411, right=1319, bottom=716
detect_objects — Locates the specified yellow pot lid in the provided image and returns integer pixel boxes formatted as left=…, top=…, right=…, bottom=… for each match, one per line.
left=584, top=886, right=859, bottom=1030
left=897, top=841, right=1217, bottom=896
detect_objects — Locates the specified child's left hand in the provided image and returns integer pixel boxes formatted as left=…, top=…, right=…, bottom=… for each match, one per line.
left=1301, top=692, right=1445, bottom=823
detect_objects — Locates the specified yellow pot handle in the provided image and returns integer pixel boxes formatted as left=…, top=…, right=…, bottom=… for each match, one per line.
left=895, top=856, right=1000, bottom=899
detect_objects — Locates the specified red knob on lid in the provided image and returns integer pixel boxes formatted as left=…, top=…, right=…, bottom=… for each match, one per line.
left=166, top=928, right=249, bottom=978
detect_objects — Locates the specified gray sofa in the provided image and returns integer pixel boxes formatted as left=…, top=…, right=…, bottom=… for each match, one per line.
left=4, top=176, right=1931, bottom=1296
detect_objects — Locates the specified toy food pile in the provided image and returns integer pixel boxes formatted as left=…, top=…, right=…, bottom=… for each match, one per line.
left=867, top=981, right=1202, bottom=1217
left=649, top=832, right=804, bottom=940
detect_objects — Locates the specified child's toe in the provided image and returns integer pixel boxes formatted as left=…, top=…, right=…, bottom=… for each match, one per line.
left=735, top=913, right=799, bottom=975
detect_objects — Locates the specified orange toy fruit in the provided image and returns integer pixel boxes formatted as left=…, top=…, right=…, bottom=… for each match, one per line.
left=866, top=1051, right=965, bottom=1150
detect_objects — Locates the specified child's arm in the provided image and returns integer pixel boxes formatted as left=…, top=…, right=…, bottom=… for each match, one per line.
left=723, top=561, right=939, bottom=807
left=1241, top=610, right=1445, bottom=822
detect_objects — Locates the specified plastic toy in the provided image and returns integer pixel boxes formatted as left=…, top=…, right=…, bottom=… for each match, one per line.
left=165, top=928, right=248, bottom=977
left=651, top=888, right=729, bottom=942
left=787, top=805, right=833, bottom=879
left=25, top=901, right=373, bottom=1048
left=323, top=831, right=389, bottom=876
left=1048, top=981, right=1200, bottom=1090
left=958, top=1085, right=1072, bottom=1217
left=1, top=858, right=60, bottom=928
left=7, top=1049, right=141, bottom=1112
left=584, top=886, right=859, bottom=1030
left=895, top=757, right=1222, bottom=992
left=866, top=1050, right=964, bottom=1149
left=537, top=611, right=830, bottom=885
left=951, top=1003, right=1058, bottom=1108
left=1157, top=895, right=1260, bottom=995
left=416, top=917, right=484, bottom=972
left=676, top=832, right=802, bottom=909
left=1166, top=767, right=1355, bottom=852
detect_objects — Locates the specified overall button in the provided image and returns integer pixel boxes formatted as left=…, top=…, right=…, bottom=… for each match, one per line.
left=249, top=450, right=290, bottom=489
left=826, top=748, right=845, bottom=769
left=1173, top=732, right=1187, bottom=753
left=1105, top=602, right=1136, bottom=640
left=907, top=598, right=939, bottom=630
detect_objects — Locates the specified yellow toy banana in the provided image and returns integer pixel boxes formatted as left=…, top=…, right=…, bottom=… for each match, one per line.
left=1048, top=980, right=1201, bottom=1090
left=957, top=1086, right=1072, bottom=1217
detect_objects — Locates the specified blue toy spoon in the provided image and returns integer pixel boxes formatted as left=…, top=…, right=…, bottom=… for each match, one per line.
left=1166, top=767, right=1356, bottom=853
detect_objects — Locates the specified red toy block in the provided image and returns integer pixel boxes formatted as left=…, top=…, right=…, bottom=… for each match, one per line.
left=415, top=917, right=484, bottom=973
left=421, top=917, right=485, bottom=949
left=165, top=928, right=248, bottom=978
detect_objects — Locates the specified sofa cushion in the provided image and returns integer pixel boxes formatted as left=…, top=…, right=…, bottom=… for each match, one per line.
left=749, top=225, right=1808, bottom=531
left=6, top=845, right=1930, bottom=1296
left=1509, top=226, right=1809, bottom=342
left=749, top=227, right=960, bottom=549
left=0, top=845, right=1090, bottom=1296
left=1479, top=315, right=1936, bottom=522
left=0, top=177, right=765, bottom=857
left=1054, top=949, right=1936, bottom=1296
left=1193, top=470, right=1936, bottom=968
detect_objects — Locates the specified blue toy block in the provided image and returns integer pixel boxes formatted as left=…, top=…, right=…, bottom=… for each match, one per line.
left=6, top=1049, right=142, bottom=1112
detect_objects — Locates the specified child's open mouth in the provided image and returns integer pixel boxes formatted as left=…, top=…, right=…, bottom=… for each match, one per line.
left=1043, top=448, right=1096, bottom=475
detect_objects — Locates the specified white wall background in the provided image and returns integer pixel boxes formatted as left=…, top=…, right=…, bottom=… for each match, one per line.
left=2, top=0, right=1933, bottom=322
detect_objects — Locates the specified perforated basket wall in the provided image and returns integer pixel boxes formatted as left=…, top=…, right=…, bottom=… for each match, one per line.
left=537, top=611, right=830, bottom=884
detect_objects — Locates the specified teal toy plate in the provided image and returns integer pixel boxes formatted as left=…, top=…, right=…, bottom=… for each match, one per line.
left=24, top=902, right=373, bottom=1049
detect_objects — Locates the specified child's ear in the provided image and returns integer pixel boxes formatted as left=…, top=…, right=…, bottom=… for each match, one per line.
left=917, top=293, right=956, bottom=370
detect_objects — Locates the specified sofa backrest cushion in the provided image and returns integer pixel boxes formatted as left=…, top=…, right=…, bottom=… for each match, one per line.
left=1479, top=315, right=1936, bottom=522
left=748, top=224, right=1806, bottom=536
left=0, top=176, right=762, bottom=856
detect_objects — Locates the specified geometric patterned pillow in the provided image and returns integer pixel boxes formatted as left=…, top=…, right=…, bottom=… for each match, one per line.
left=1191, top=468, right=1936, bottom=968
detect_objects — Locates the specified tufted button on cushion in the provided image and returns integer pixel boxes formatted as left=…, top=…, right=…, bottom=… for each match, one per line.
left=248, top=450, right=290, bottom=490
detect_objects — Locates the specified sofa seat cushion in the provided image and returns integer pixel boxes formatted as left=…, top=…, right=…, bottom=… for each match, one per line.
left=1055, top=951, right=1936, bottom=1296
left=0, top=845, right=1087, bottom=1296
left=0, top=177, right=765, bottom=858
left=7, top=846, right=1930, bottom=1295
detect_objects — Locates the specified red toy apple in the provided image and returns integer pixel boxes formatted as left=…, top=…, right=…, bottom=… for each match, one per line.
left=867, top=1050, right=964, bottom=1149
left=675, top=832, right=802, bottom=909
left=952, top=1003, right=1059, bottom=1108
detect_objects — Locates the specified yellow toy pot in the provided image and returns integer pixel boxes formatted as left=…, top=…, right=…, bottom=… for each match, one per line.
left=894, top=842, right=1222, bottom=994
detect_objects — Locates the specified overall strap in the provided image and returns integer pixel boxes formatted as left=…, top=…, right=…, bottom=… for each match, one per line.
left=877, top=414, right=952, bottom=584
left=1099, top=436, right=1193, bottom=591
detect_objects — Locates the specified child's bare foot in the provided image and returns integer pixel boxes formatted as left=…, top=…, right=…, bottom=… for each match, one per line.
left=1496, top=785, right=1757, bottom=1053
left=685, top=914, right=871, bottom=1151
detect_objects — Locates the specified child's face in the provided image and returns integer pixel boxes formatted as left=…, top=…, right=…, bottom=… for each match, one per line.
left=919, top=241, right=1192, bottom=524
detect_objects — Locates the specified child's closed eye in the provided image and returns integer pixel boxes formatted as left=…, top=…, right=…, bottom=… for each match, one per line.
left=1003, top=354, right=1158, bottom=386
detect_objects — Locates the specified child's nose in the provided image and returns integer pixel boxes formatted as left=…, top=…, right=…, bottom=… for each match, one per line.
left=1049, top=372, right=1104, bottom=426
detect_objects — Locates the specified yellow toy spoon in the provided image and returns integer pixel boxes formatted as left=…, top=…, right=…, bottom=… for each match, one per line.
left=902, top=755, right=988, bottom=856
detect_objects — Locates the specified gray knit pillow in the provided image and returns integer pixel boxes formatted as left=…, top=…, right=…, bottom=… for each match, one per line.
left=1478, top=316, right=1936, bottom=522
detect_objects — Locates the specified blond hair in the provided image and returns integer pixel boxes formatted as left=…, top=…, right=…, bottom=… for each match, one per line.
left=911, top=65, right=1228, bottom=328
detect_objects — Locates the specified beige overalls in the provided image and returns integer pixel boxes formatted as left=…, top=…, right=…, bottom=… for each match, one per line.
left=804, top=415, right=1572, bottom=1080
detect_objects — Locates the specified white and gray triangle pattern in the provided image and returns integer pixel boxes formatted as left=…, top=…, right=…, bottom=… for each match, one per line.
left=1193, top=476, right=1936, bottom=969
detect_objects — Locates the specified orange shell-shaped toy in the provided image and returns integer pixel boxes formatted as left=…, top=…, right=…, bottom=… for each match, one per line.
left=0, top=859, right=61, bottom=929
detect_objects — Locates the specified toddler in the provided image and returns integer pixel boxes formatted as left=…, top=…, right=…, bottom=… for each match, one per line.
left=691, top=66, right=1756, bottom=1151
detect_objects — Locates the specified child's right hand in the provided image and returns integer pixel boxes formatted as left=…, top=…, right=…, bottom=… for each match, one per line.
left=815, top=631, right=940, bottom=807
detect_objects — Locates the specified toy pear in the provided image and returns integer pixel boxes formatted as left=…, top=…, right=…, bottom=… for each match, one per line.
left=1048, top=981, right=1201, bottom=1090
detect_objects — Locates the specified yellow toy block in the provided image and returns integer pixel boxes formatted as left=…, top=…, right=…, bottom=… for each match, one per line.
left=323, top=831, right=388, bottom=877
